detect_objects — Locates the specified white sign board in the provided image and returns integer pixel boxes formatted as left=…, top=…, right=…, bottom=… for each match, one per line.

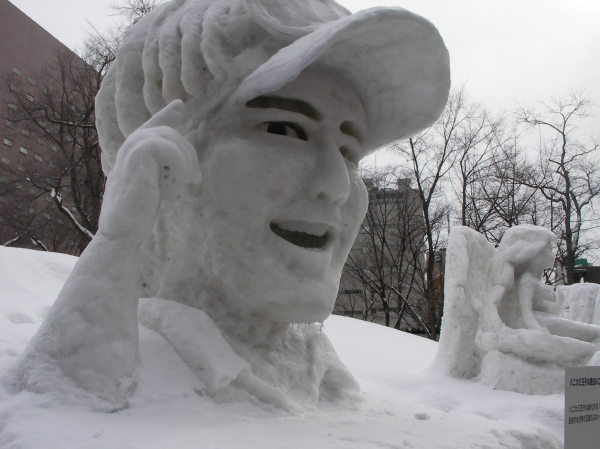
left=565, top=366, right=600, bottom=449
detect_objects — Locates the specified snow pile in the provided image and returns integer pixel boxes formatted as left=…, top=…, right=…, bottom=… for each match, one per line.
left=0, top=247, right=77, bottom=365
left=0, top=247, right=565, bottom=448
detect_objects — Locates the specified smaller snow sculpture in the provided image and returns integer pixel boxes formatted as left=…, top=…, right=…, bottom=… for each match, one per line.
left=558, top=283, right=600, bottom=325
left=433, top=225, right=600, bottom=394
left=3, top=0, right=450, bottom=411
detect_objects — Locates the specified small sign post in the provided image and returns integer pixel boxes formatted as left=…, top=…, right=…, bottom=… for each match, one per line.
left=565, top=366, right=600, bottom=448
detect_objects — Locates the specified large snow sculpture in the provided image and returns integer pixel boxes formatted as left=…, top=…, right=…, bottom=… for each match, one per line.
left=3, top=0, right=450, bottom=411
left=433, top=225, right=600, bottom=394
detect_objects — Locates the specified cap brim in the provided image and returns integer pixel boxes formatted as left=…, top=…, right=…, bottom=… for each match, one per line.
left=233, top=7, right=450, bottom=156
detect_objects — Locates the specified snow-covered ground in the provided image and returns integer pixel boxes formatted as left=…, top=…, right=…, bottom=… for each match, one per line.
left=0, top=247, right=564, bottom=448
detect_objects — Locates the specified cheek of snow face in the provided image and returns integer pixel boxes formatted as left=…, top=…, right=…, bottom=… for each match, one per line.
left=0, top=247, right=564, bottom=449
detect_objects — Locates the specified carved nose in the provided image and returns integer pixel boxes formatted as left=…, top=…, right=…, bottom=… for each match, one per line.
left=308, top=141, right=351, bottom=206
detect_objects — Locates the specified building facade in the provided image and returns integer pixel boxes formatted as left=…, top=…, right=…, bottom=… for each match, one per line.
left=1, top=0, right=71, bottom=169
left=0, top=0, right=101, bottom=254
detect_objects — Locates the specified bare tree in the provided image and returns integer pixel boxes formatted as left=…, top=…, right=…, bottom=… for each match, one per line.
left=109, top=0, right=165, bottom=23
left=0, top=0, right=161, bottom=254
left=466, top=128, right=543, bottom=245
left=391, top=88, right=475, bottom=340
left=448, top=91, right=503, bottom=230
left=517, top=90, right=600, bottom=284
left=336, top=166, right=431, bottom=335
left=1, top=48, right=104, bottom=253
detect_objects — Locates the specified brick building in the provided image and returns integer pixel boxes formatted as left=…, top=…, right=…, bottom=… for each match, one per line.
left=1, top=0, right=73, bottom=167
left=0, top=0, right=102, bottom=253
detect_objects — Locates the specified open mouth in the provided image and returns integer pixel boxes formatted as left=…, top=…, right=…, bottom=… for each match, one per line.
left=270, top=221, right=330, bottom=250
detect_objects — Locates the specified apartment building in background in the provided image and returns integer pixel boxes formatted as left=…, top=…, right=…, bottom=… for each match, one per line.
left=1, top=0, right=72, bottom=173
left=0, top=0, right=99, bottom=254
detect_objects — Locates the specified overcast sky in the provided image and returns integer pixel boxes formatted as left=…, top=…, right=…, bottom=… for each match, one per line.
left=9, top=0, right=600, bottom=156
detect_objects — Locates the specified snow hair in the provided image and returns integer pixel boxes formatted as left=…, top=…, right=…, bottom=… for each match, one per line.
left=95, top=0, right=350, bottom=175
left=498, top=224, right=557, bottom=251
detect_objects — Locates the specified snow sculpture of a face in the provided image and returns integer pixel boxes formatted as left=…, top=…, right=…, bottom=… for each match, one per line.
left=96, top=0, right=451, bottom=327
left=182, top=65, right=368, bottom=324
left=6, top=0, right=450, bottom=412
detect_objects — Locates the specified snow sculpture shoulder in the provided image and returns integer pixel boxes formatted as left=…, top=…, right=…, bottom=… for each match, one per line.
left=4, top=0, right=450, bottom=411
left=433, top=225, right=600, bottom=394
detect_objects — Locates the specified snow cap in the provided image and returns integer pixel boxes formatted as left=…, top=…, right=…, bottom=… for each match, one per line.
left=234, top=6, right=451, bottom=154
left=96, top=0, right=450, bottom=173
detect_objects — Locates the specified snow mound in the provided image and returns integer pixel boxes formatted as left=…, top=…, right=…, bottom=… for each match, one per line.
left=0, top=248, right=563, bottom=448
left=0, top=247, right=77, bottom=360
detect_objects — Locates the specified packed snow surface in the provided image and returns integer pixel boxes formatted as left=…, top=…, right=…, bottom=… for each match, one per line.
left=0, top=247, right=563, bottom=448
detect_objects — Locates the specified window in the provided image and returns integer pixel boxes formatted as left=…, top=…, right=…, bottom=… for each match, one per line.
left=48, top=162, right=56, bottom=168
left=3, top=138, right=12, bottom=147
left=21, top=129, right=30, bottom=137
left=0, top=177, right=6, bottom=183
left=16, top=183, right=23, bottom=190
left=26, top=94, right=34, bottom=102
left=61, top=186, right=69, bottom=191
left=57, top=217, right=64, bottom=224
left=5, top=120, right=14, bottom=128
left=36, top=137, right=44, bottom=144
left=29, top=188, right=38, bottom=195
left=43, top=213, right=51, bottom=220
left=34, top=154, right=43, bottom=162
left=17, top=164, right=25, bottom=172
left=45, top=195, right=52, bottom=203
left=12, top=67, right=21, bottom=76
left=50, top=144, right=57, bottom=151
left=9, top=84, right=19, bottom=93
left=1, top=156, right=9, bottom=165
left=28, top=207, right=36, bottom=214
left=19, top=146, right=28, bottom=155
left=0, top=197, right=5, bottom=203
left=8, top=103, right=17, bottom=110
left=28, top=77, right=36, bottom=86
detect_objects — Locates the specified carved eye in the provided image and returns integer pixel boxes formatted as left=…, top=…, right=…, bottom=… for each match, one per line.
left=339, top=145, right=359, bottom=166
left=257, top=122, right=307, bottom=141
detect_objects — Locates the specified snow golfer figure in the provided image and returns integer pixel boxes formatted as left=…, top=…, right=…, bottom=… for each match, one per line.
left=7, top=0, right=450, bottom=411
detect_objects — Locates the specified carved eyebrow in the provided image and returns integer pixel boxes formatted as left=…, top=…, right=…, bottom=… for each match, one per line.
left=245, top=95, right=322, bottom=121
